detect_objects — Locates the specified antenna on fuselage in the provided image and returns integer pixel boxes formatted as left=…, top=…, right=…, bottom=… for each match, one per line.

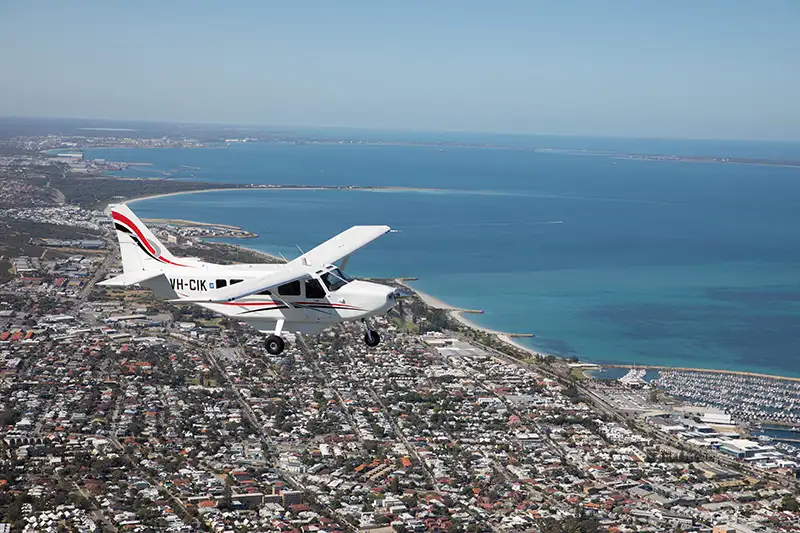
left=296, top=245, right=310, bottom=267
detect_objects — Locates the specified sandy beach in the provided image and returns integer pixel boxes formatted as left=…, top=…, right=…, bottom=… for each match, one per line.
left=232, top=244, right=286, bottom=264
left=396, top=279, right=461, bottom=310
left=394, top=279, right=543, bottom=357
left=124, top=187, right=246, bottom=206
left=120, top=184, right=456, bottom=209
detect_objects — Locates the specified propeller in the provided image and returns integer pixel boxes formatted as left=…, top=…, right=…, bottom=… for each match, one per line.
left=393, top=287, right=413, bottom=300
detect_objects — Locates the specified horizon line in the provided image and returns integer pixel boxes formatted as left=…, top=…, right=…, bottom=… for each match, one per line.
left=2, top=114, right=800, bottom=144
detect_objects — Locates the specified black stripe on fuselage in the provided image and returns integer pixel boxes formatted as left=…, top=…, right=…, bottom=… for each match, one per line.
left=238, top=306, right=289, bottom=314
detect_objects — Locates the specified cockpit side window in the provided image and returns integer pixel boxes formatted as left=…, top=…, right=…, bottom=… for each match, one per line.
left=278, top=281, right=301, bottom=296
left=320, top=268, right=352, bottom=292
left=305, top=279, right=327, bottom=299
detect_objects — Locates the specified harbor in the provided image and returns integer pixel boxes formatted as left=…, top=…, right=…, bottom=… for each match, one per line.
left=587, top=364, right=800, bottom=456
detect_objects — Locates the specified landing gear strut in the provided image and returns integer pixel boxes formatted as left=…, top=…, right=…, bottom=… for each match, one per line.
left=265, top=335, right=285, bottom=355
left=362, top=319, right=381, bottom=347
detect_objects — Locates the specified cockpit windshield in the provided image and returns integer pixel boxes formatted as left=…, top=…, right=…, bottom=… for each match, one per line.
left=320, top=268, right=353, bottom=292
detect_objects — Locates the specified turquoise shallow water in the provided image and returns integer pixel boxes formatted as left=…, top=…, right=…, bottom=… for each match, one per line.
left=85, top=139, right=800, bottom=376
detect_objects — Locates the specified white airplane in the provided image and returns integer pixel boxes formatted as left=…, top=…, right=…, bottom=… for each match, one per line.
left=99, top=204, right=398, bottom=354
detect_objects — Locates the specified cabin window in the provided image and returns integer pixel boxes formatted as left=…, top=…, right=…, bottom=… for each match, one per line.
left=257, top=289, right=272, bottom=295
left=215, top=279, right=227, bottom=289
left=305, top=279, right=326, bottom=299
left=230, top=279, right=243, bottom=285
left=278, top=281, right=301, bottom=296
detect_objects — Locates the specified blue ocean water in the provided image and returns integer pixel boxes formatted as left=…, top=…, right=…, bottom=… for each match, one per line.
left=84, top=138, right=800, bottom=376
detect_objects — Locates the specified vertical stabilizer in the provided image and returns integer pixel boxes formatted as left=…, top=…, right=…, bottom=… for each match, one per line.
left=110, top=204, right=188, bottom=272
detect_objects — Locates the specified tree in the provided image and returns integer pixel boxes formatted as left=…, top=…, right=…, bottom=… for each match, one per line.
left=221, top=475, right=233, bottom=510
left=781, top=494, right=800, bottom=512
left=648, top=388, right=661, bottom=403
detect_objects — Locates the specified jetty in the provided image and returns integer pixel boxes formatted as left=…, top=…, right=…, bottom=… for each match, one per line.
left=394, top=279, right=535, bottom=338
left=770, top=437, right=800, bottom=445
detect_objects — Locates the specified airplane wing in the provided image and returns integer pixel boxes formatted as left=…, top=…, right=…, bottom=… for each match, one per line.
left=170, top=225, right=391, bottom=303
left=292, top=225, right=391, bottom=267
left=170, top=263, right=310, bottom=303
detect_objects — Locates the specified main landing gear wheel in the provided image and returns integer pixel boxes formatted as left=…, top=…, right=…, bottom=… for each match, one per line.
left=364, top=329, right=381, bottom=347
left=265, top=335, right=285, bottom=355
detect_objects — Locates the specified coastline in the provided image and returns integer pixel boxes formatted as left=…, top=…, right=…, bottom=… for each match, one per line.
left=81, top=143, right=800, bottom=171
left=394, top=279, right=545, bottom=358
left=115, top=183, right=800, bottom=381
left=231, top=243, right=286, bottom=264
left=104, top=197, right=800, bottom=380
left=125, top=187, right=243, bottom=205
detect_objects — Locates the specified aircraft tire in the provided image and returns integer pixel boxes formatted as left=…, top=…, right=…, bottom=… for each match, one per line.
left=364, top=330, right=380, bottom=347
left=265, top=335, right=285, bottom=355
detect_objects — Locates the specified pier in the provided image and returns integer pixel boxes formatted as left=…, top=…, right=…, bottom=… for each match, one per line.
left=393, top=279, right=536, bottom=339
left=756, top=422, right=800, bottom=431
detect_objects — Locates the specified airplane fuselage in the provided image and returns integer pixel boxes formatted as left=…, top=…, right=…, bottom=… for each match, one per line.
left=151, top=263, right=396, bottom=334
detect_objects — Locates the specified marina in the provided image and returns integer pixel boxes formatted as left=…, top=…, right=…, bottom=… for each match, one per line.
left=652, top=369, right=800, bottom=426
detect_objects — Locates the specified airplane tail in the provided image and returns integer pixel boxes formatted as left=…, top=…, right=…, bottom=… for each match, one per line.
left=110, top=204, right=188, bottom=273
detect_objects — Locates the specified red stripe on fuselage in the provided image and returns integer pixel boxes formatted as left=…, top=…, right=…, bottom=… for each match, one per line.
left=296, top=301, right=362, bottom=309
left=220, top=301, right=362, bottom=310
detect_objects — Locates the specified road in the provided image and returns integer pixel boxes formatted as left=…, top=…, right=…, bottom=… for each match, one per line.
left=78, top=241, right=117, bottom=304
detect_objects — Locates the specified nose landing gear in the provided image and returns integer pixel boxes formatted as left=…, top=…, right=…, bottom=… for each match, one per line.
left=364, top=329, right=381, bottom=347
left=362, top=319, right=381, bottom=347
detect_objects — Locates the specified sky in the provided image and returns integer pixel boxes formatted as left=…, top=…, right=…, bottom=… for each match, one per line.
left=0, top=1, right=798, bottom=140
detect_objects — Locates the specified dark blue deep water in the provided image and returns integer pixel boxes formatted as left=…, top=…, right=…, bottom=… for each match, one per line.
left=85, top=137, right=800, bottom=376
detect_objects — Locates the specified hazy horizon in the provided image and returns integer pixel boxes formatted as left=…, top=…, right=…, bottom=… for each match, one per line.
left=6, top=115, right=800, bottom=145
left=2, top=1, right=798, bottom=141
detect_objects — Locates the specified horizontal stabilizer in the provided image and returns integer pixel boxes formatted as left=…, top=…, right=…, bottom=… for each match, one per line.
left=98, top=271, right=166, bottom=287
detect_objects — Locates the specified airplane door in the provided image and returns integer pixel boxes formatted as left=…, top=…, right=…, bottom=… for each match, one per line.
left=303, top=278, right=331, bottom=322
